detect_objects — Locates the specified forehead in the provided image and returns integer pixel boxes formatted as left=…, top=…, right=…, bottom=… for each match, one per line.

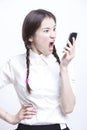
left=40, top=17, right=56, bottom=28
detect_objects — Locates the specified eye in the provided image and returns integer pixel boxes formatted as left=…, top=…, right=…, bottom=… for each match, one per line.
left=53, top=27, right=56, bottom=32
left=43, top=29, right=49, bottom=33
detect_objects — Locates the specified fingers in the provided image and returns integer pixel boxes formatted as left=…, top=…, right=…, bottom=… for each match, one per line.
left=12, top=104, right=37, bottom=124
left=18, top=104, right=37, bottom=120
left=63, top=37, right=76, bottom=53
left=23, top=106, right=37, bottom=118
left=61, top=37, right=76, bottom=67
left=67, top=37, right=76, bottom=47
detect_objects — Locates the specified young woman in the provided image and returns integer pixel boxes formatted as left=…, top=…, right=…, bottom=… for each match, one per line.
left=0, top=9, right=76, bottom=130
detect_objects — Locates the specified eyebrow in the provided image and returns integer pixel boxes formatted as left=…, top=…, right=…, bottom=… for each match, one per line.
left=42, top=25, right=56, bottom=30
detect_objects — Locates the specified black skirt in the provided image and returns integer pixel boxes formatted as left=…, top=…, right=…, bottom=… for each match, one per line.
left=15, top=123, right=70, bottom=130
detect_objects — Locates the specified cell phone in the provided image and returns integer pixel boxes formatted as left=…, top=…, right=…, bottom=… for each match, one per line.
left=67, top=32, right=77, bottom=46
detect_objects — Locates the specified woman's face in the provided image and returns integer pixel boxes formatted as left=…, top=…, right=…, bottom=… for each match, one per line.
left=30, top=17, right=56, bottom=55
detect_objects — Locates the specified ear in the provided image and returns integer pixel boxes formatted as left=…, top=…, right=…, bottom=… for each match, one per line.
left=28, top=36, right=33, bottom=42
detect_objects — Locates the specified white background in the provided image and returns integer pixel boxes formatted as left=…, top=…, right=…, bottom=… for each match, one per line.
left=0, top=0, right=87, bottom=130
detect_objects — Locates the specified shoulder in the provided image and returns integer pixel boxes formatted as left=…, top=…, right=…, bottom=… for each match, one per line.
left=8, top=53, right=26, bottom=67
left=48, top=54, right=59, bottom=64
left=47, top=54, right=60, bottom=70
left=43, top=54, right=56, bottom=61
left=10, top=53, right=25, bottom=61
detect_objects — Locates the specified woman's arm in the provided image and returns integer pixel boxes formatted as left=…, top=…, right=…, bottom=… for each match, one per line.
left=0, top=104, right=37, bottom=125
left=60, top=38, right=76, bottom=114
left=60, top=67, right=76, bottom=114
left=0, top=107, right=14, bottom=124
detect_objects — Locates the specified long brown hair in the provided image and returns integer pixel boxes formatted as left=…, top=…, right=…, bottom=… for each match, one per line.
left=22, top=9, right=60, bottom=93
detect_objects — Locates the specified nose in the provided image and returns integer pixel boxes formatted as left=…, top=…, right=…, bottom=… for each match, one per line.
left=50, top=30, right=56, bottom=39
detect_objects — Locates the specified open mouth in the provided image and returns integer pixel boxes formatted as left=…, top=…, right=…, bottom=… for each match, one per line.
left=49, top=42, right=54, bottom=49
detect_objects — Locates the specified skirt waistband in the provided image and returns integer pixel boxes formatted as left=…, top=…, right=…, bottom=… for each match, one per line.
left=16, top=123, right=67, bottom=130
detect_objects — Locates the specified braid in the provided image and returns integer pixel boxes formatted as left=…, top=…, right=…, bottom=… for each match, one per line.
left=52, top=45, right=60, bottom=64
left=25, top=42, right=31, bottom=93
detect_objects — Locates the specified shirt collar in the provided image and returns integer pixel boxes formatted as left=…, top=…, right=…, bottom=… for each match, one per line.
left=30, top=49, right=43, bottom=58
left=30, top=49, right=51, bottom=65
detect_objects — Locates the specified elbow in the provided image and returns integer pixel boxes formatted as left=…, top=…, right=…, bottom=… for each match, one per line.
left=63, top=107, right=74, bottom=114
left=61, top=99, right=76, bottom=114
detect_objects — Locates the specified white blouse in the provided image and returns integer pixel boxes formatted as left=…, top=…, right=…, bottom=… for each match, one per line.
left=0, top=49, right=76, bottom=125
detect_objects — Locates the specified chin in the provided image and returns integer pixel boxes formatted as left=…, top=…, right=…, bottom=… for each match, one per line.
left=44, top=51, right=53, bottom=56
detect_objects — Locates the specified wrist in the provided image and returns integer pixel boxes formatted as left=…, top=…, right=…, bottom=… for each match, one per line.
left=60, top=65, right=68, bottom=72
left=60, top=66, right=69, bottom=78
left=9, top=114, right=19, bottom=125
left=5, top=112, right=17, bottom=125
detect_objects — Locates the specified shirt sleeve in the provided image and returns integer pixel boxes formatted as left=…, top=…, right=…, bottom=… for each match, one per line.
left=0, top=60, right=14, bottom=89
